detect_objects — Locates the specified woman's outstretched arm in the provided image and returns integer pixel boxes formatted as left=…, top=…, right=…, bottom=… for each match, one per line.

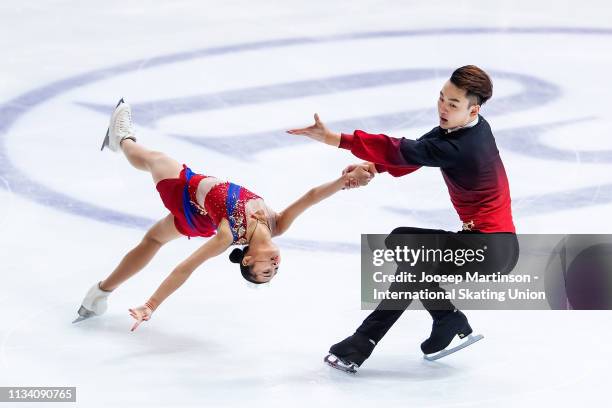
left=129, top=228, right=233, bottom=331
left=274, top=167, right=373, bottom=236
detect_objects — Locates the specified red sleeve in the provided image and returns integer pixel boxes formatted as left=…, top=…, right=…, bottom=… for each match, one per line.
left=375, top=163, right=419, bottom=177
left=340, top=131, right=421, bottom=178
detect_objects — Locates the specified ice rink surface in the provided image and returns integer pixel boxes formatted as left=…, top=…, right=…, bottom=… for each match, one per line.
left=1, top=1, right=612, bottom=406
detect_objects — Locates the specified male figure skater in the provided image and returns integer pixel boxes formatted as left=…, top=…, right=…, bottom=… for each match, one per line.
left=288, top=65, right=519, bottom=373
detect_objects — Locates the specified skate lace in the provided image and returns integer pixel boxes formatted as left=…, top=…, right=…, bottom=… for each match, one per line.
left=117, top=109, right=133, bottom=136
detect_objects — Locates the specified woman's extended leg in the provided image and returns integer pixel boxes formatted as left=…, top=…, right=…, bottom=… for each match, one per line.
left=99, top=213, right=181, bottom=291
left=104, top=100, right=182, bottom=183
left=119, top=139, right=182, bottom=184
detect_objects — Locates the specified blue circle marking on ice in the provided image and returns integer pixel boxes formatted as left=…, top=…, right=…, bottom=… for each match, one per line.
left=1, top=27, right=612, bottom=247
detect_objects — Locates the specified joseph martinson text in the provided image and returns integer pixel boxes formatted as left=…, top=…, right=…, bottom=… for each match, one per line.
left=372, top=271, right=533, bottom=284
left=371, top=272, right=545, bottom=302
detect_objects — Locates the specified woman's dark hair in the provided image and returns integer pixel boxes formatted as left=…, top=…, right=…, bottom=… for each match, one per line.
left=229, top=246, right=264, bottom=285
left=449, top=65, right=493, bottom=106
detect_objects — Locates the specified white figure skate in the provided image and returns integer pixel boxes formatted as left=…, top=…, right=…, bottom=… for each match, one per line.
left=73, top=282, right=113, bottom=323
left=100, top=98, right=137, bottom=152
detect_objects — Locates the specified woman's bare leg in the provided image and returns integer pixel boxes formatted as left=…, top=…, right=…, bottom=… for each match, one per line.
left=99, top=213, right=181, bottom=291
left=98, top=139, right=183, bottom=291
left=120, top=139, right=182, bottom=184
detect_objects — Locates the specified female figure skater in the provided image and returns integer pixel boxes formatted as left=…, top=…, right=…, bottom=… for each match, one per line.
left=74, top=99, right=373, bottom=331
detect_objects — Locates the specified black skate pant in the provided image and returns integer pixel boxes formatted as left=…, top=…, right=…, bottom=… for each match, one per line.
left=357, top=227, right=519, bottom=344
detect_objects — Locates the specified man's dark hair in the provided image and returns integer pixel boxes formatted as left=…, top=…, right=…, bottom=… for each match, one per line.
left=450, top=65, right=493, bottom=107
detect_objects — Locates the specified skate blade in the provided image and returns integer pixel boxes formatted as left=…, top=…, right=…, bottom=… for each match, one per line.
left=324, top=354, right=358, bottom=374
left=72, top=315, right=94, bottom=324
left=72, top=305, right=96, bottom=324
left=100, top=128, right=110, bottom=151
left=423, top=334, right=484, bottom=361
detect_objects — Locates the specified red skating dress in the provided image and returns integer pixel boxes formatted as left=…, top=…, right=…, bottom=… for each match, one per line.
left=155, top=164, right=261, bottom=244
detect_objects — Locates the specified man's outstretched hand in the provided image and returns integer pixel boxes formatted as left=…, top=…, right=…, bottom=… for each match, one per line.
left=287, top=113, right=341, bottom=147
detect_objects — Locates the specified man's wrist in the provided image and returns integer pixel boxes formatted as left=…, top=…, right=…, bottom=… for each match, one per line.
left=367, top=162, right=379, bottom=174
left=324, top=130, right=341, bottom=147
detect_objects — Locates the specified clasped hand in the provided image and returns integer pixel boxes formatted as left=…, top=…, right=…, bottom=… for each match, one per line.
left=343, top=162, right=376, bottom=189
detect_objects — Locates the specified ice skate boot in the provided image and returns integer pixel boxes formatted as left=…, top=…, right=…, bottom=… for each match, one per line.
left=100, top=98, right=137, bottom=152
left=324, top=332, right=376, bottom=374
left=421, top=309, right=484, bottom=361
left=73, top=282, right=113, bottom=323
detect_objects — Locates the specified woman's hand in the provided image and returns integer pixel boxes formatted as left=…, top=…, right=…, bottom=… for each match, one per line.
left=128, top=305, right=153, bottom=332
left=286, top=113, right=341, bottom=146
